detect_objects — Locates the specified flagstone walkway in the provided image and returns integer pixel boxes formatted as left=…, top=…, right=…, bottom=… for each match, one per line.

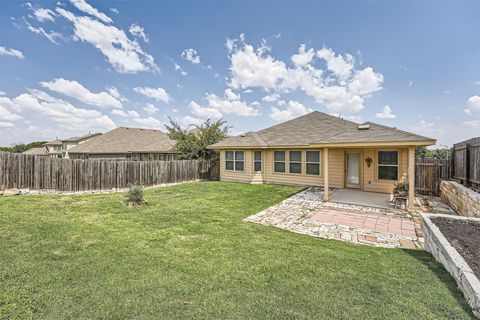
left=246, top=188, right=424, bottom=249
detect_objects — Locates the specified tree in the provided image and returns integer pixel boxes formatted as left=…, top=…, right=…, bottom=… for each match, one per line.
left=416, top=146, right=451, bottom=159
left=165, top=118, right=229, bottom=160
left=0, top=141, right=47, bottom=153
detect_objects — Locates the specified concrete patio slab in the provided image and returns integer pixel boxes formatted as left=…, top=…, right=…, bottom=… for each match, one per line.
left=246, top=187, right=424, bottom=249
left=329, top=188, right=393, bottom=209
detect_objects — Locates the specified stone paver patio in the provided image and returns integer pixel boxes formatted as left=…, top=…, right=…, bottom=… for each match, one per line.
left=246, top=188, right=425, bottom=249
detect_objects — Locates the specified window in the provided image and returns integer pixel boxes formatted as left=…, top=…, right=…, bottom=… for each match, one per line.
left=274, top=151, right=286, bottom=173
left=306, top=151, right=320, bottom=175
left=225, top=151, right=244, bottom=171
left=254, top=151, right=262, bottom=172
left=378, top=151, right=398, bottom=180
left=289, top=151, right=302, bottom=174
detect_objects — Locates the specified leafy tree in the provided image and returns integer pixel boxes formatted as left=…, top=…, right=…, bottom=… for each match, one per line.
left=0, top=141, right=47, bottom=153
left=165, top=118, right=229, bottom=160
left=416, top=146, right=451, bottom=159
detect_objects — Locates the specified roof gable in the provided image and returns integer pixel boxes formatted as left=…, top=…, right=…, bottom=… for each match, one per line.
left=210, top=111, right=435, bottom=148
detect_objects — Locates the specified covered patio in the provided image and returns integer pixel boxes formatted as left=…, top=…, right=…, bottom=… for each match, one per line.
left=328, top=189, right=393, bottom=209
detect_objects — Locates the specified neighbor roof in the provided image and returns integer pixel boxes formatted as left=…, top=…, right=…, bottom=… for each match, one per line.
left=44, top=139, right=62, bottom=146
left=62, top=132, right=102, bottom=142
left=67, top=127, right=176, bottom=154
left=22, top=147, right=48, bottom=155
left=210, top=111, right=435, bottom=148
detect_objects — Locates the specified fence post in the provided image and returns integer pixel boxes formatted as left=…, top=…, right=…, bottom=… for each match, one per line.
left=466, top=142, right=470, bottom=188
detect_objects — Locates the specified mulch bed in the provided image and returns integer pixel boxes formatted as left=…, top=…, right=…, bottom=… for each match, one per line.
left=432, top=217, right=480, bottom=279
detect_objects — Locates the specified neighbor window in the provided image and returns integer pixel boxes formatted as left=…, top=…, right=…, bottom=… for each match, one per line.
left=274, top=151, right=286, bottom=173
left=289, top=151, right=302, bottom=174
left=225, top=151, right=244, bottom=171
left=306, top=151, right=321, bottom=175
left=378, top=151, right=398, bottom=180
left=254, top=151, right=262, bottom=172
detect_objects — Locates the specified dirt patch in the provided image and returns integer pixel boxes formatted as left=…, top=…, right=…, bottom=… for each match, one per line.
left=432, top=217, right=480, bottom=279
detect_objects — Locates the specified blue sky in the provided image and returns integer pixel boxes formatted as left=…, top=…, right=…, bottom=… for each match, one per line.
left=0, top=0, right=479, bottom=147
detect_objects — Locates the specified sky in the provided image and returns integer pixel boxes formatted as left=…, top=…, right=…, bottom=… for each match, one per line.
left=0, top=0, right=479, bottom=147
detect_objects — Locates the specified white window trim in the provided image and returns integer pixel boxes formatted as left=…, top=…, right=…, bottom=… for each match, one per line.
left=306, top=150, right=322, bottom=176
left=377, top=150, right=399, bottom=181
left=273, top=150, right=286, bottom=174
left=225, top=150, right=245, bottom=172
left=288, top=150, right=302, bottom=175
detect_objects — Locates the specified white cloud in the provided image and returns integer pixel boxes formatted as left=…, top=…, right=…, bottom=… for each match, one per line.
left=133, top=116, right=162, bottom=129
left=204, top=90, right=260, bottom=117
left=291, top=44, right=315, bottom=67
left=174, top=63, right=187, bottom=76
left=463, top=120, right=480, bottom=130
left=189, top=101, right=222, bottom=119
left=262, top=93, right=280, bottom=102
left=181, top=115, right=203, bottom=127
left=110, top=8, right=119, bottom=14
left=228, top=39, right=384, bottom=115
left=70, top=0, right=112, bottom=23
left=129, top=23, right=148, bottom=42
left=464, top=95, right=480, bottom=115
left=40, top=78, right=123, bottom=109
left=26, top=23, right=63, bottom=44
left=1, top=89, right=116, bottom=132
left=229, top=44, right=287, bottom=89
left=375, top=105, right=397, bottom=119
left=347, top=67, right=383, bottom=95
left=0, top=102, right=22, bottom=121
left=270, top=100, right=312, bottom=121
left=0, top=121, right=14, bottom=128
left=112, top=109, right=139, bottom=118
left=0, top=46, right=24, bottom=59
left=57, top=8, right=157, bottom=73
left=181, top=48, right=201, bottom=64
left=133, top=87, right=171, bottom=103
left=34, top=8, right=57, bottom=22
left=143, top=103, right=158, bottom=115
left=410, top=120, right=445, bottom=137
left=317, top=47, right=355, bottom=82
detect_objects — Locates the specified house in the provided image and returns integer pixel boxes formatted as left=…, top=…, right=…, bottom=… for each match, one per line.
left=208, top=111, right=436, bottom=209
left=21, top=147, right=49, bottom=156
left=67, top=127, right=178, bottom=161
left=43, top=133, right=102, bottom=158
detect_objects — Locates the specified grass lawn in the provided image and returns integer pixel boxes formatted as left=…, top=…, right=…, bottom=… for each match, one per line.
left=0, top=181, right=474, bottom=319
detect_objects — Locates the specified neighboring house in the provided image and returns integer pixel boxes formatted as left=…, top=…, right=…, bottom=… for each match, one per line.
left=208, top=111, right=436, bottom=209
left=21, top=147, right=49, bottom=156
left=43, top=133, right=102, bottom=158
left=67, top=127, right=178, bottom=161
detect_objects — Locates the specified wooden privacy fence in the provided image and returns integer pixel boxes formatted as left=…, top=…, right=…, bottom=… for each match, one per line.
left=415, top=158, right=451, bottom=196
left=453, top=137, right=480, bottom=191
left=0, top=152, right=215, bottom=192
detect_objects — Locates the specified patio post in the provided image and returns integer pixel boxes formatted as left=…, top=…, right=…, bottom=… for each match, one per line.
left=323, top=148, right=329, bottom=201
left=408, top=146, right=415, bottom=210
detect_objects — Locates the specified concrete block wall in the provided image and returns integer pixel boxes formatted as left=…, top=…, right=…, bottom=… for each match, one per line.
left=440, top=181, right=480, bottom=217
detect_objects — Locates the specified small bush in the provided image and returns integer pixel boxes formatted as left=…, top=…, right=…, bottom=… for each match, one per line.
left=126, top=185, right=144, bottom=203
left=393, top=180, right=409, bottom=194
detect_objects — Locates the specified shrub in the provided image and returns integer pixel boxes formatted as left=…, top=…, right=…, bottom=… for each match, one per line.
left=393, top=180, right=409, bottom=195
left=126, top=185, right=144, bottom=203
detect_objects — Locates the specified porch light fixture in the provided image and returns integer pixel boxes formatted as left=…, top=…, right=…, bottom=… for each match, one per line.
left=365, top=157, right=373, bottom=168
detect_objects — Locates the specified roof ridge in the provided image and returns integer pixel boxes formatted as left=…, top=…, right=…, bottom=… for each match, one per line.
left=363, top=121, right=434, bottom=141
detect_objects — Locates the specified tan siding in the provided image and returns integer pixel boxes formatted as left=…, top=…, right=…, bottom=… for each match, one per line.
left=328, top=149, right=344, bottom=188
left=363, top=148, right=408, bottom=194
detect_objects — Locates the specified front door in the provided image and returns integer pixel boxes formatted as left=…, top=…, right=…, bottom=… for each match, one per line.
left=346, top=152, right=361, bottom=189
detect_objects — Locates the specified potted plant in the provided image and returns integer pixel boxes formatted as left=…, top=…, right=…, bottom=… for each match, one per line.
left=393, top=180, right=409, bottom=197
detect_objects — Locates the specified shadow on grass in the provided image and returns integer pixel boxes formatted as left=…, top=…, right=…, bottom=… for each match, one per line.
left=402, top=248, right=475, bottom=317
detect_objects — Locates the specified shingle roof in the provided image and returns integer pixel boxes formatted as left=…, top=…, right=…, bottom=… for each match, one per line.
left=67, top=127, right=176, bottom=154
left=44, top=139, right=62, bottom=146
left=210, top=111, right=435, bottom=148
left=63, top=132, right=102, bottom=142
left=22, top=147, right=48, bottom=155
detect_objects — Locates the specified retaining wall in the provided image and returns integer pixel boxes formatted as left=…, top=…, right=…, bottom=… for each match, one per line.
left=440, top=181, right=480, bottom=217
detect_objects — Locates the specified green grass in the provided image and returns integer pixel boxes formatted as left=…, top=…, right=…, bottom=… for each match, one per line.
left=0, top=181, right=474, bottom=319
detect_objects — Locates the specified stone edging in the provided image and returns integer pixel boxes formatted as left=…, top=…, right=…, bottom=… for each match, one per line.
left=420, top=213, right=480, bottom=318
left=1, top=180, right=202, bottom=196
